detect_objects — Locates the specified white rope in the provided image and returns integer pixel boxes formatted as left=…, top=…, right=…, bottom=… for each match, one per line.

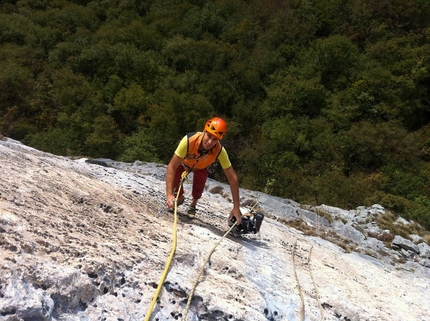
left=181, top=222, right=237, bottom=321
left=292, top=237, right=324, bottom=321
left=307, top=245, right=324, bottom=320
left=292, top=238, right=305, bottom=321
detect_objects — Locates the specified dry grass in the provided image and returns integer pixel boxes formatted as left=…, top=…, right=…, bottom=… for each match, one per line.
left=259, top=207, right=429, bottom=260
left=312, top=208, right=334, bottom=223
left=377, top=211, right=426, bottom=242
left=274, top=216, right=356, bottom=253
left=300, top=205, right=335, bottom=223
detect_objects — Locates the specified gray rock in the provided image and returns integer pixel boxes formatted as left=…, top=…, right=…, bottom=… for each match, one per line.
left=410, top=234, right=423, bottom=243
left=332, top=220, right=366, bottom=243
left=420, top=259, right=430, bottom=269
left=395, top=216, right=411, bottom=226
left=392, top=235, right=420, bottom=254
left=418, top=242, right=430, bottom=258
left=0, top=275, right=54, bottom=320
left=1, top=137, right=429, bottom=321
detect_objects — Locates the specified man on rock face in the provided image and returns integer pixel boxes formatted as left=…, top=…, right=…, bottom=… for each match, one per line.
left=165, top=117, right=242, bottom=224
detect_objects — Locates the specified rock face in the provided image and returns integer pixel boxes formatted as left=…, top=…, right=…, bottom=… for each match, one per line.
left=0, top=137, right=429, bottom=321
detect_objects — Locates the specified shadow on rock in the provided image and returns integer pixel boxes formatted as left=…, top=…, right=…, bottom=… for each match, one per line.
left=173, top=212, right=270, bottom=250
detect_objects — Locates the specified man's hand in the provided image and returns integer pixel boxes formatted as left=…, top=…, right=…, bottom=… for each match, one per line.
left=166, top=154, right=184, bottom=210
left=166, top=194, right=176, bottom=209
left=229, top=207, right=242, bottom=225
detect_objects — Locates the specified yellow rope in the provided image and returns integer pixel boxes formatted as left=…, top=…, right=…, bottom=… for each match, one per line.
left=181, top=221, right=238, bottom=321
left=144, top=171, right=188, bottom=321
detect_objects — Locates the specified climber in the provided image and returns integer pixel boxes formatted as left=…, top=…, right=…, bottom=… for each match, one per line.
left=165, top=117, right=242, bottom=224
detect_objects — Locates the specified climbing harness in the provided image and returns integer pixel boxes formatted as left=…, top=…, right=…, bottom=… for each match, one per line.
left=144, top=170, right=189, bottom=321
left=181, top=221, right=237, bottom=321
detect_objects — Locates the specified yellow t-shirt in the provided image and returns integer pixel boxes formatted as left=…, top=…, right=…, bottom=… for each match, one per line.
left=175, top=134, right=232, bottom=169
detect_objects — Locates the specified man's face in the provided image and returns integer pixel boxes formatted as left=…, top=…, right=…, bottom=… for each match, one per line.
left=202, top=131, right=219, bottom=150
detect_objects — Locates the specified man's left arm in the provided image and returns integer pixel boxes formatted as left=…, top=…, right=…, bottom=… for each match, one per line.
left=223, top=165, right=242, bottom=224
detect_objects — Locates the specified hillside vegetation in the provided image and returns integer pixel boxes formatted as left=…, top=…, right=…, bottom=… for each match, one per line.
left=1, top=0, right=430, bottom=229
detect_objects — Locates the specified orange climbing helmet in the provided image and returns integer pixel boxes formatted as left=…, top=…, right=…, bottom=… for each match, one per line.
left=204, top=117, right=227, bottom=140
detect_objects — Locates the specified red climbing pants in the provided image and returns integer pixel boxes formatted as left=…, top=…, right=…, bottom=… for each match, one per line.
left=174, top=165, right=208, bottom=200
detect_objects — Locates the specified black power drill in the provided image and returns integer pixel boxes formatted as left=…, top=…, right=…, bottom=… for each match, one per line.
left=229, top=212, right=264, bottom=235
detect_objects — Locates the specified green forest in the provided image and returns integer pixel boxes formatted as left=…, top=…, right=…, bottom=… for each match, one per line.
left=1, top=0, right=430, bottom=229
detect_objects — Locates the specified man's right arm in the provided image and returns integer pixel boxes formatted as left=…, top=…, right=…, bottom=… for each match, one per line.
left=166, top=154, right=184, bottom=208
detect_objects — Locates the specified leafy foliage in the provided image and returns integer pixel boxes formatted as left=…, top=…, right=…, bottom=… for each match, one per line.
left=1, top=0, right=430, bottom=229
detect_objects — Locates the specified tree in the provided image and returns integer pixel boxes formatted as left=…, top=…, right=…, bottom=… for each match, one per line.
left=112, top=83, right=150, bottom=134
left=118, top=129, right=159, bottom=163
